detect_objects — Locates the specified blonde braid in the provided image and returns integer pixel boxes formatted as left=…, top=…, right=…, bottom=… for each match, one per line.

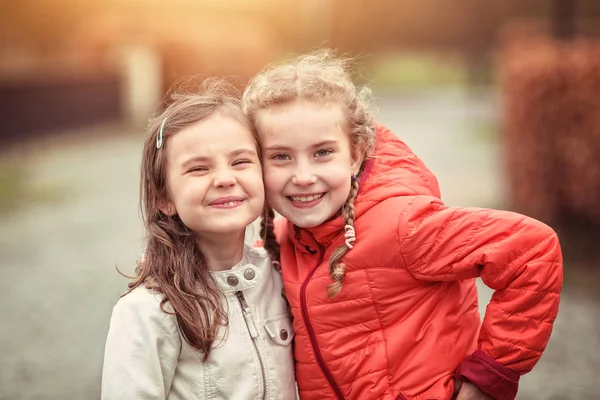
left=260, top=205, right=292, bottom=317
left=326, top=177, right=360, bottom=298
left=260, top=205, right=280, bottom=270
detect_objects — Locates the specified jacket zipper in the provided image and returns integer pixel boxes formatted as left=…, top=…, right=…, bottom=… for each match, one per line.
left=236, top=291, right=268, bottom=400
left=300, top=242, right=345, bottom=399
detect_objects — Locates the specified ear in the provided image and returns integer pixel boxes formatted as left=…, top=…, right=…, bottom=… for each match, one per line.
left=350, top=142, right=366, bottom=174
left=158, top=199, right=177, bottom=216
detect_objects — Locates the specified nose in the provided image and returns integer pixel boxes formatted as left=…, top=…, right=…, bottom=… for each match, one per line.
left=291, top=164, right=317, bottom=187
left=213, top=168, right=236, bottom=188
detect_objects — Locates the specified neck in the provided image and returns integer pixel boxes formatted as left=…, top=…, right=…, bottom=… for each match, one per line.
left=195, top=230, right=246, bottom=271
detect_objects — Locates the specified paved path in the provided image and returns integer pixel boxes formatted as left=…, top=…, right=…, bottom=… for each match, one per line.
left=0, top=91, right=597, bottom=399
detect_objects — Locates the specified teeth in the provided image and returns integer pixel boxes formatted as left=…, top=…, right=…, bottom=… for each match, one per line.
left=291, top=194, right=323, bottom=203
left=221, top=201, right=239, bottom=206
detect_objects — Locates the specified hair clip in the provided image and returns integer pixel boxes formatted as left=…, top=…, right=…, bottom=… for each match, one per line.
left=156, top=117, right=167, bottom=149
left=344, top=224, right=356, bottom=249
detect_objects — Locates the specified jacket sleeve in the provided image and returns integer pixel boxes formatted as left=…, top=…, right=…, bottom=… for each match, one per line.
left=397, top=195, right=563, bottom=400
left=101, top=290, right=181, bottom=400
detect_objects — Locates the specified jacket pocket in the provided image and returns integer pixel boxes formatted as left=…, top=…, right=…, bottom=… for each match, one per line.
left=264, top=314, right=295, bottom=346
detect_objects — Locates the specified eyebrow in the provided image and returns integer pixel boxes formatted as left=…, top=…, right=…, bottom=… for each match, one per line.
left=180, top=148, right=257, bottom=169
left=264, top=139, right=339, bottom=152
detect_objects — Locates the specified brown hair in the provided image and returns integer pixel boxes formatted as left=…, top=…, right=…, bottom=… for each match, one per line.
left=243, top=49, right=377, bottom=297
left=126, top=79, right=257, bottom=360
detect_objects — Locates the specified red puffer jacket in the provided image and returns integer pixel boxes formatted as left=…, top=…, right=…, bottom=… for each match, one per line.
left=276, top=125, right=562, bottom=400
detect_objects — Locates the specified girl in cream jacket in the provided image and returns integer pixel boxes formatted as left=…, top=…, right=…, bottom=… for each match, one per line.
left=101, top=81, right=295, bottom=400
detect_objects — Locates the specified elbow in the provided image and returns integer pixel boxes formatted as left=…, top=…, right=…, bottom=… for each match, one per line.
left=544, top=226, right=562, bottom=264
left=534, top=225, right=563, bottom=291
left=530, top=219, right=562, bottom=260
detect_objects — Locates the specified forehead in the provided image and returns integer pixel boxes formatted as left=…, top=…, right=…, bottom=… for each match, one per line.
left=256, top=101, right=347, bottom=146
left=167, top=113, right=257, bottom=161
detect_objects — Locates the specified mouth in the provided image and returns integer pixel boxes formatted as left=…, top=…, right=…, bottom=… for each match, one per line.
left=287, top=193, right=325, bottom=208
left=209, top=197, right=246, bottom=208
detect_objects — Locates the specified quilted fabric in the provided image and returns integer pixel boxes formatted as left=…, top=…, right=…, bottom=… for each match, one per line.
left=276, top=125, right=563, bottom=400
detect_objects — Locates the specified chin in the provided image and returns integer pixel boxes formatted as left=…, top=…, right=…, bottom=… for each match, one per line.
left=206, top=224, right=248, bottom=235
left=287, top=215, right=327, bottom=229
left=202, top=217, right=254, bottom=235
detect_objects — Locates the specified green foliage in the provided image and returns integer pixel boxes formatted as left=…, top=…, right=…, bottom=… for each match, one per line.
left=0, top=159, right=65, bottom=215
left=363, top=53, right=468, bottom=89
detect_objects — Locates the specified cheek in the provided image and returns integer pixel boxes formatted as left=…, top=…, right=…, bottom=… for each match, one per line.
left=241, top=167, right=265, bottom=197
left=263, top=169, right=286, bottom=204
left=320, top=161, right=352, bottom=185
left=262, top=165, right=282, bottom=191
left=164, top=174, right=184, bottom=205
left=175, top=178, right=207, bottom=205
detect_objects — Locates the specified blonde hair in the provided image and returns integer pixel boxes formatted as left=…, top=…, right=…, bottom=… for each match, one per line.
left=243, top=49, right=377, bottom=297
left=129, top=78, right=258, bottom=360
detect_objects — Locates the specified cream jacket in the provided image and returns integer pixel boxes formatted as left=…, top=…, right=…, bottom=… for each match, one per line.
left=101, top=245, right=296, bottom=400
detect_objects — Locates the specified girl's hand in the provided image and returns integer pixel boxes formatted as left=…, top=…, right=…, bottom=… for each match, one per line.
left=455, top=381, right=493, bottom=400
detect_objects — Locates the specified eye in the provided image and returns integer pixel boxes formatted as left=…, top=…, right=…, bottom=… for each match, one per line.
left=233, top=159, right=252, bottom=166
left=315, top=149, right=333, bottom=158
left=187, top=166, right=208, bottom=173
left=270, top=153, right=291, bottom=161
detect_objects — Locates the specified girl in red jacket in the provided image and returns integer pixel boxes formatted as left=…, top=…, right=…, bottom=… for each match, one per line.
left=242, top=51, right=563, bottom=400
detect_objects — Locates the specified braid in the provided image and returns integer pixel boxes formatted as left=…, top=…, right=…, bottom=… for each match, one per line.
left=260, top=205, right=292, bottom=317
left=260, top=205, right=281, bottom=270
left=326, top=177, right=360, bottom=298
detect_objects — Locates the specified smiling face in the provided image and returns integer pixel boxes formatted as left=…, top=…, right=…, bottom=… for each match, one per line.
left=160, top=112, right=264, bottom=241
left=256, top=101, right=364, bottom=228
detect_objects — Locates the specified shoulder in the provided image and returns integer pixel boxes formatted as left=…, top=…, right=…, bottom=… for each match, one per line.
left=115, top=285, right=163, bottom=310
left=111, top=286, right=177, bottom=330
left=360, top=195, right=442, bottom=224
left=351, top=195, right=445, bottom=257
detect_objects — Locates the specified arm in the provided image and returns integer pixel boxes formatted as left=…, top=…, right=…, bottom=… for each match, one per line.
left=398, top=196, right=562, bottom=400
left=101, top=289, right=181, bottom=400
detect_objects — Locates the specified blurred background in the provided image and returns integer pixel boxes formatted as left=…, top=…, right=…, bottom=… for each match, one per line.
left=1, top=0, right=599, bottom=399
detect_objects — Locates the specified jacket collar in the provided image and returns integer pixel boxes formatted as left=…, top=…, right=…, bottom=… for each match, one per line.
left=210, top=245, right=265, bottom=294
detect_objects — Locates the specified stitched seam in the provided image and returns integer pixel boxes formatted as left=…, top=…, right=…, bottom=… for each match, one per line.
left=293, top=341, right=386, bottom=366
left=364, top=269, right=394, bottom=394
left=397, top=197, right=420, bottom=241
left=483, top=334, right=545, bottom=354
left=485, top=232, right=560, bottom=289
left=413, top=209, right=491, bottom=280
left=477, top=216, right=530, bottom=280
left=328, top=340, right=385, bottom=362
left=451, top=224, right=555, bottom=286
left=487, top=303, right=556, bottom=324
left=397, top=197, right=418, bottom=275
left=205, top=361, right=214, bottom=400
left=321, top=317, right=381, bottom=335
left=338, top=365, right=389, bottom=387
left=501, top=285, right=562, bottom=295
left=429, top=209, right=490, bottom=274
left=307, top=297, right=373, bottom=308
left=378, top=180, right=420, bottom=195
left=504, top=232, right=556, bottom=272
left=452, top=210, right=492, bottom=265
left=413, top=207, right=460, bottom=274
